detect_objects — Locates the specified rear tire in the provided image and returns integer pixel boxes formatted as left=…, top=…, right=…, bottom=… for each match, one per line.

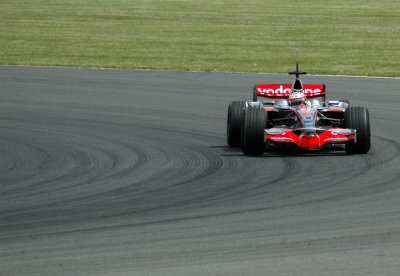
left=241, top=107, right=267, bottom=156
left=227, top=101, right=246, bottom=147
left=344, top=106, right=371, bottom=154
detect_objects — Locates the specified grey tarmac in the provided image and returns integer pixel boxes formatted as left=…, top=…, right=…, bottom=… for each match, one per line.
left=1, top=66, right=400, bottom=275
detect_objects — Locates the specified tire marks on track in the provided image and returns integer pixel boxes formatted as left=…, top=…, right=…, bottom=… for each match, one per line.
left=1, top=67, right=400, bottom=275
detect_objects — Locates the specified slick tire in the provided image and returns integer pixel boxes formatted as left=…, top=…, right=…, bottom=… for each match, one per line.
left=241, top=106, right=267, bottom=156
left=227, top=101, right=246, bottom=147
left=344, top=106, right=371, bottom=154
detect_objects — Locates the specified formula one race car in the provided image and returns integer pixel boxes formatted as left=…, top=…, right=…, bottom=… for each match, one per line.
left=227, top=64, right=371, bottom=155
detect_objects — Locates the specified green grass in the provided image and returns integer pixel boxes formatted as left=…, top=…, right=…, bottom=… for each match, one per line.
left=0, top=0, right=399, bottom=76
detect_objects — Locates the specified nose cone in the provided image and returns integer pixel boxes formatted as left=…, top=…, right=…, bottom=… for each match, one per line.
left=299, top=134, right=321, bottom=150
left=305, top=129, right=316, bottom=136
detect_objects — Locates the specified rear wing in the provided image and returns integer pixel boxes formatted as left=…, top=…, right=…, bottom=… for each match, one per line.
left=253, top=84, right=326, bottom=100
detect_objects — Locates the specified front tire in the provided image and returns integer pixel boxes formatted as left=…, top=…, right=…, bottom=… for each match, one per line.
left=344, top=106, right=371, bottom=154
left=227, top=101, right=246, bottom=147
left=241, top=107, right=267, bottom=156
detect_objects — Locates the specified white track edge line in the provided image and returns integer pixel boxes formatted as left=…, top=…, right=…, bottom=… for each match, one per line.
left=1, top=64, right=399, bottom=80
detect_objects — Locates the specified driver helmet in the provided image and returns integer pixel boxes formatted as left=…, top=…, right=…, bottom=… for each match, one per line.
left=288, top=89, right=306, bottom=106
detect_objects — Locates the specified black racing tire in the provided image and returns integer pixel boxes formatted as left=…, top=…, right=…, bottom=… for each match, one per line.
left=227, top=101, right=246, bottom=147
left=241, top=106, right=267, bottom=156
left=344, top=106, right=371, bottom=154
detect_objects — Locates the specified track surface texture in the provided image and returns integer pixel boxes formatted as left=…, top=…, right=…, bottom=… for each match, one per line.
left=1, top=66, right=400, bottom=275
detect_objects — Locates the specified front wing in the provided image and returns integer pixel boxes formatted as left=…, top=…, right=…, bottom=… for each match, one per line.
left=265, top=127, right=356, bottom=150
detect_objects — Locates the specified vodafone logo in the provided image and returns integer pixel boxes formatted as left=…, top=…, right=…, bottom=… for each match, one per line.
left=257, top=85, right=291, bottom=95
left=256, top=84, right=324, bottom=97
left=304, top=88, right=321, bottom=95
left=269, top=136, right=294, bottom=142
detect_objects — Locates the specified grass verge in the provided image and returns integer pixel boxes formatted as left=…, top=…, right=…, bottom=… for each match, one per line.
left=0, top=0, right=399, bottom=76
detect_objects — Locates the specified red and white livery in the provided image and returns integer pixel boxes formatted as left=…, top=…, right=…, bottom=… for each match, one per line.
left=227, top=64, right=371, bottom=155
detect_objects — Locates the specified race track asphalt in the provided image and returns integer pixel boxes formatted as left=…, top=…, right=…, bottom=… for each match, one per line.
left=1, top=66, right=400, bottom=275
